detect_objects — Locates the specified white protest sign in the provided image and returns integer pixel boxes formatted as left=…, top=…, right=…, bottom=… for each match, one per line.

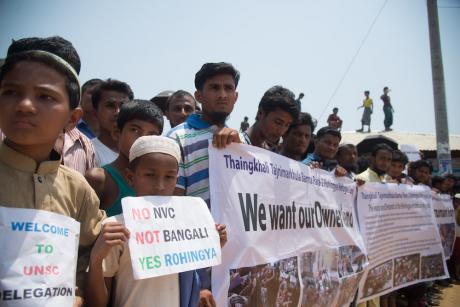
left=121, top=196, right=221, bottom=279
left=0, top=206, right=80, bottom=307
left=209, top=143, right=367, bottom=307
left=356, top=184, right=448, bottom=302
left=432, top=193, right=455, bottom=259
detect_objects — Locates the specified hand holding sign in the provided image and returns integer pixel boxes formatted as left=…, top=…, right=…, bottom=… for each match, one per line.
left=91, top=222, right=130, bottom=262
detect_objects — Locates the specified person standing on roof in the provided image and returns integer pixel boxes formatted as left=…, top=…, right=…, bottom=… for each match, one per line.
left=380, top=86, right=394, bottom=131
left=357, top=90, right=373, bottom=133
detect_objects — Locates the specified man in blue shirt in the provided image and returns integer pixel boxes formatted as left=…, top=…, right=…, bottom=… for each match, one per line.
left=302, top=126, right=341, bottom=171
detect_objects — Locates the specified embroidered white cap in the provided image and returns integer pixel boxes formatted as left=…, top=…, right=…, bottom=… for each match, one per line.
left=129, top=135, right=181, bottom=164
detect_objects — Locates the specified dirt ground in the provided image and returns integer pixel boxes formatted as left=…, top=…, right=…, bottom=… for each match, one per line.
left=439, top=283, right=460, bottom=307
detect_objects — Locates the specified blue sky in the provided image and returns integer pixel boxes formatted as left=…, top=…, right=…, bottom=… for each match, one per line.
left=1, top=0, right=459, bottom=134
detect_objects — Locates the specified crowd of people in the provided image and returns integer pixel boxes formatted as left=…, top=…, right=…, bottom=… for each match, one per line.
left=363, top=260, right=393, bottom=298
left=393, top=254, right=420, bottom=287
left=421, top=253, right=446, bottom=280
left=1, top=34, right=460, bottom=307
left=228, top=257, right=300, bottom=307
left=300, top=250, right=341, bottom=307
left=242, top=86, right=392, bottom=136
left=336, top=274, right=361, bottom=307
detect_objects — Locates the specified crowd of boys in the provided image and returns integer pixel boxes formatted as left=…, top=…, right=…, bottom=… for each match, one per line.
left=0, top=35, right=459, bottom=307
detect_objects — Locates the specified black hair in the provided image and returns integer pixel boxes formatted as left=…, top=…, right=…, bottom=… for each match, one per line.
left=117, top=99, right=164, bottom=134
left=287, top=112, right=316, bottom=134
left=357, top=155, right=370, bottom=174
left=337, top=143, right=356, bottom=156
left=194, top=62, right=240, bottom=91
left=149, top=90, right=173, bottom=113
left=0, top=36, right=81, bottom=109
left=431, top=176, right=445, bottom=187
left=333, top=107, right=338, bottom=112
left=371, top=143, right=393, bottom=157
left=391, top=150, right=409, bottom=165
left=411, top=159, right=433, bottom=173
left=91, top=78, right=134, bottom=109
left=315, top=126, right=341, bottom=141
left=82, top=78, right=103, bottom=94
left=166, top=90, right=196, bottom=110
left=258, top=85, right=299, bottom=121
left=364, top=90, right=370, bottom=95
left=453, top=182, right=460, bottom=194
left=383, top=86, right=389, bottom=91
left=442, top=173, right=456, bottom=181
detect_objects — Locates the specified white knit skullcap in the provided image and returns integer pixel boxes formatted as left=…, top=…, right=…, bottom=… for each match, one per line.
left=129, top=135, right=181, bottom=164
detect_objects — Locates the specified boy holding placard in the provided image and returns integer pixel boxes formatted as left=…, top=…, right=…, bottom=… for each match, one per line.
left=85, top=99, right=164, bottom=216
left=87, top=135, right=227, bottom=307
left=0, top=36, right=106, bottom=305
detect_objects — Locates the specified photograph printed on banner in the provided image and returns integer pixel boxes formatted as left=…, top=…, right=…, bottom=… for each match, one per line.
left=393, top=253, right=420, bottom=287
left=227, top=256, right=300, bottom=307
left=335, top=272, right=363, bottom=307
left=420, top=253, right=445, bottom=279
left=438, top=223, right=455, bottom=258
left=338, top=245, right=366, bottom=278
left=363, top=259, right=393, bottom=298
left=299, top=249, right=340, bottom=307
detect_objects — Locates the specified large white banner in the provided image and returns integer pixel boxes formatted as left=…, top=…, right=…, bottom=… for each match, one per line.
left=432, top=193, right=455, bottom=260
left=0, top=207, right=80, bottom=307
left=122, top=196, right=221, bottom=279
left=209, top=143, right=367, bottom=307
left=356, top=184, right=448, bottom=302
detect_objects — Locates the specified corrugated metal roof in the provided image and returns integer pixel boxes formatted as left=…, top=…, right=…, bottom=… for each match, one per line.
left=340, top=131, right=460, bottom=151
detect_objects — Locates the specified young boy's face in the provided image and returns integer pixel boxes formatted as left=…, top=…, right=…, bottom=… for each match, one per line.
left=95, top=90, right=129, bottom=133
left=117, top=119, right=161, bottom=157
left=337, top=145, right=358, bottom=171
left=283, top=124, right=312, bottom=157
left=314, top=134, right=340, bottom=160
left=166, top=95, right=196, bottom=128
left=258, top=108, right=293, bottom=144
left=127, top=153, right=178, bottom=196
left=388, top=161, right=405, bottom=178
left=0, top=61, right=76, bottom=154
left=414, top=166, right=431, bottom=185
left=444, top=178, right=455, bottom=191
left=195, top=74, right=238, bottom=118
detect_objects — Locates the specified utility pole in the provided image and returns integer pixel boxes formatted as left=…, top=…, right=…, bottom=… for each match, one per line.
left=427, top=0, right=451, bottom=174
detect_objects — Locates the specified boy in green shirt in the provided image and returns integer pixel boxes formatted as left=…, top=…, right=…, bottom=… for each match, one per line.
left=85, top=99, right=164, bottom=216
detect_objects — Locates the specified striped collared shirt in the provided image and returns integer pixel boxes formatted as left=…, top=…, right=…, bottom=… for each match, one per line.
left=166, top=114, right=217, bottom=208
left=59, top=128, right=96, bottom=175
